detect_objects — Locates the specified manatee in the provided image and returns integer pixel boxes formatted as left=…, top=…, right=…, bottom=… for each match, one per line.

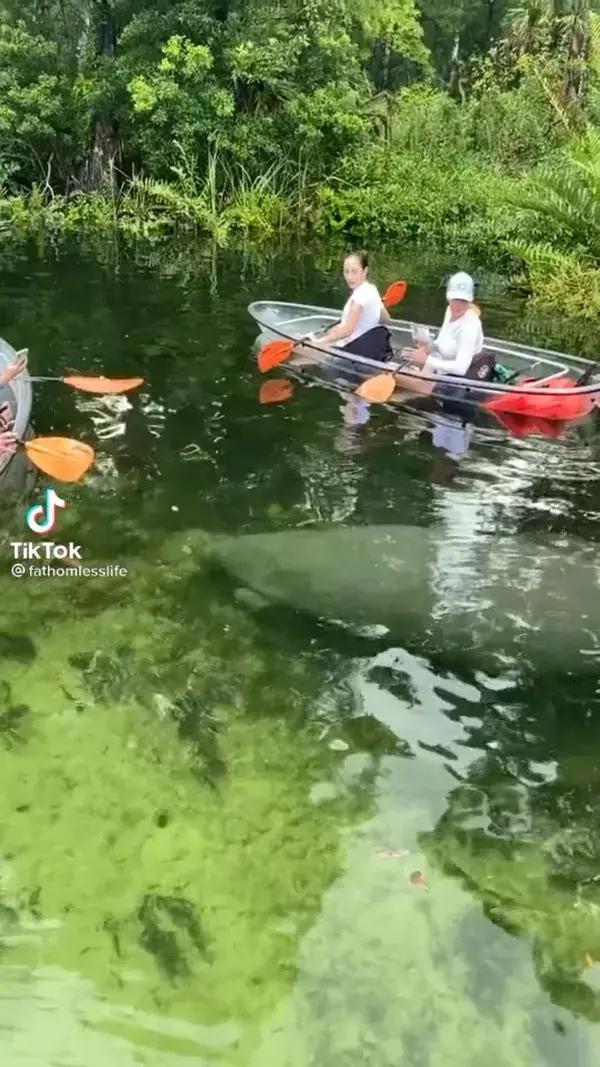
left=209, top=524, right=600, bottom=675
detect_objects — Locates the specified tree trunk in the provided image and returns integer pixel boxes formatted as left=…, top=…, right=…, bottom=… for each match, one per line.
left=84, top=116, right=119, bottom=190
left=382, top=40, right=391, bottom=91
left=81, top=0, right=119, bottom=190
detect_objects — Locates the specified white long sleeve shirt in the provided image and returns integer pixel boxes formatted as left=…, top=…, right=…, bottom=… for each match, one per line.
left=425, top=307, right=484, bottom=376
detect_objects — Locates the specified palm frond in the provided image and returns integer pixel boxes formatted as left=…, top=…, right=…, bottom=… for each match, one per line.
left=506, top=240, right=600, bottom=319
left=506, top=240, right=587, bottom=272
left=504, top=157, right=600, bottom=258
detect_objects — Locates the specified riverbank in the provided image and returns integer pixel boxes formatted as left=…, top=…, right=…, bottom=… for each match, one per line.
left=3, top=0, right=600, bottom=325
left=1, top=141, right=597, bottom=325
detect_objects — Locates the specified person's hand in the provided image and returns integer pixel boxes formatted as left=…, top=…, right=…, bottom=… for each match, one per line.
left=0, top=402, right=12, bottom=431
left=307, top=331, right=326, bottom=344
left=0, top=429, right=17, bottom=454
left=1, top=349, right=28, bottom=385
left=411, top=345, right=428, bottom=364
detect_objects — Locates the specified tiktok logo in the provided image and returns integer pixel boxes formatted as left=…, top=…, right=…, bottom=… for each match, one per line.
left=25, top=488, right=67, bottom=535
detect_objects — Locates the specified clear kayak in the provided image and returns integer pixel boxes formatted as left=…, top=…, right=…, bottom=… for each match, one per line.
left=0, top=337, right=35, bottom=513
left=248, top=300, right=600, bottom=424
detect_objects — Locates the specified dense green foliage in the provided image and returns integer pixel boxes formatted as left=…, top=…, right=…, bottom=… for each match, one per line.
left=2, top=0, right=600, bottom=313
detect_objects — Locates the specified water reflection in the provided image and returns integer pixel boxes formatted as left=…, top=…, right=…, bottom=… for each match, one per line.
left=238, top=637, right=591, bottom=1067
left=306, top=639, right=596, bottom=1061
left=335, top=624, right=600, bottom=1038
left=334, top=392, right=371, bottom=454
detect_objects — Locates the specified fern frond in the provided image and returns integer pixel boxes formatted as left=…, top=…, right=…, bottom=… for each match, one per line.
left=504, top=163, right=600, bottom=259
left=506, top=240, right=587, bottom=273
left=507, top=240, right=600, bottom=318
left=125, top=176, right=208, bottom=223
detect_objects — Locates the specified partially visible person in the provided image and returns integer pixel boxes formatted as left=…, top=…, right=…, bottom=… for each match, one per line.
left=307, top=250, right=393, bottom=362
left=0, top=349, right=28, bottom=455
left=0, top=348, right=28, bottom=387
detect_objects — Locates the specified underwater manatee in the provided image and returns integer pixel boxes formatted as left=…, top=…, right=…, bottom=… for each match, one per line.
left=209, top=523, right=600, bottom=675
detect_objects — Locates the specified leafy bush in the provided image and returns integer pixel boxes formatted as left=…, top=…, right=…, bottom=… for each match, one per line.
left=504, top=125, right=600, bottom=317
left=389, top=85, right=471, bottom=160
left=0, top=22, right=87, bottom=185
left=468, top=85, right=563, bottom=168
left=313, top=151, right=528, bottom=267
left=467, top=54, right=572, bottom=169
left=387, top=67, right=570, bottom=171
left=126, top=36, right=235, bottom=178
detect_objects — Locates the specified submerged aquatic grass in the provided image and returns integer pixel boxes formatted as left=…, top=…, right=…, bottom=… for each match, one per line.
left=0, top=515, right=596, bottom=1065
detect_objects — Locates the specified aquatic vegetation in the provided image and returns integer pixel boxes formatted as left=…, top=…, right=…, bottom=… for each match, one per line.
left=419, top=744, right=600, bottom=1028
left=0, top=516, right=595, bottom=1063
left=135, top=892, right=209, bottom=982
left=0, top=528, right=380, bottom=1043
left=0, top=682, right=29, bottom=753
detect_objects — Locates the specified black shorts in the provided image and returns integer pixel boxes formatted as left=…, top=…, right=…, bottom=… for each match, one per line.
left=342, top=326, right=393, bottom=362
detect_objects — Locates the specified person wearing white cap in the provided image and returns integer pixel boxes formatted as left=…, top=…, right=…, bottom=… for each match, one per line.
left=405, top=271, right=490, bottom=381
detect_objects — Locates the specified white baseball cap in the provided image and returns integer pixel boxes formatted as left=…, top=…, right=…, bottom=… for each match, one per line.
left=446, top=271, right=474, bottom=302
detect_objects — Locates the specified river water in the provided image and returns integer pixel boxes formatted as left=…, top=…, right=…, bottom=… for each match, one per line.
left=1, top=238, right=600, bottom=1066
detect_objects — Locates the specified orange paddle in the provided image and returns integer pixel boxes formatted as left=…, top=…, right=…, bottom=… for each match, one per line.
left=257, top=280, right=407, bottom=373
left=259, top=379, right=294, bottom=404
left=258, top=340, right=295, bottom=373
left=382, top=280, right=407, bottom=307
left=355, top=372, right=397, bottom=403
left=29, top=375, right=144, bottom=394
left=24, top=436, right=95, bottom=481
left=355, top=356, right=413, bottom=403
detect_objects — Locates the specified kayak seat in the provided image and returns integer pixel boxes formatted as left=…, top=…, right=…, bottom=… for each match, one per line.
left=465, top=349, right=496, bottom=382
left=440, top=350, right=497, bottom=386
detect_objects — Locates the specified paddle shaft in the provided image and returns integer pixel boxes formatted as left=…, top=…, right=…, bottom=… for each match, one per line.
left=16, top=374, right=144, bottom=394
left=4, top=376, right=91, bottom=385
left=23, top=376, right=65, bottom=383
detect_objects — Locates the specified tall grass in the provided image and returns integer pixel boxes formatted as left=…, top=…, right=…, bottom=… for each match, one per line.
left=114, top=142, right=319, bottom=242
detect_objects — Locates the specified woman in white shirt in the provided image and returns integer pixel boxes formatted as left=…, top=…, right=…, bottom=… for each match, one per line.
left=404, top=272, right=493, bottom=383
left=307, top=250, right=393, bottom=362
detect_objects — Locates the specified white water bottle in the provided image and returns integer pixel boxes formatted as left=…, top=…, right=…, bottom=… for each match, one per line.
left=412, top=325, right=432, bottom=345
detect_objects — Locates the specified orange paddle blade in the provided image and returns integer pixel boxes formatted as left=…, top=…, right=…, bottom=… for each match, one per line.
left=259, top=379, right=293, bottom=404
left=355, top=372, right=396, bottom=403
left=25, top=437, right=95, bottom=482
left=382, top=280, right=407, bottom=308
left=257, top=339, right=295, bottom=373
left=62, top=376, right=144, bottom=394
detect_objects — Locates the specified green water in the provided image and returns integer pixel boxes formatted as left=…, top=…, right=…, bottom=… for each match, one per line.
left=1, top=238, right=600, bottom=1066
